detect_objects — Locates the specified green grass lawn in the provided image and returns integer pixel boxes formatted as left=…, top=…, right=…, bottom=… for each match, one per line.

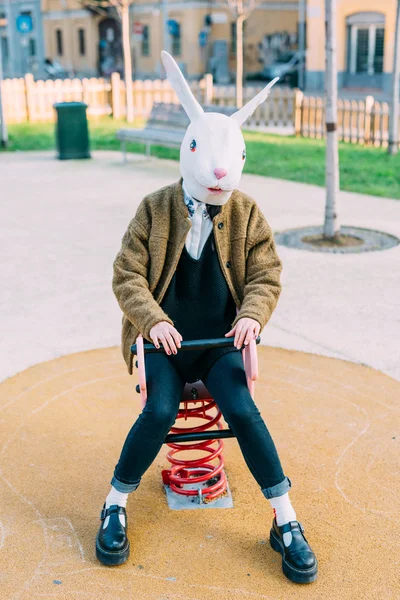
left=2, top=118, right=399, bottom=199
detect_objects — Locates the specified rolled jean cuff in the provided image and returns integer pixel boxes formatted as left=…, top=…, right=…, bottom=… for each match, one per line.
left=110, top=474, right=141, bottom=493
left=261, top=476, right=292, bottom=499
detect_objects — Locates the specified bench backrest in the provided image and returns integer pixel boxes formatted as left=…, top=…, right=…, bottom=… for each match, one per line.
left=147, top=102, right=237, bottom=131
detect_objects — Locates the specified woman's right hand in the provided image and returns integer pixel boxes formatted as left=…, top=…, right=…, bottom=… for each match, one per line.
left=149, top=322, right=182, bottom=355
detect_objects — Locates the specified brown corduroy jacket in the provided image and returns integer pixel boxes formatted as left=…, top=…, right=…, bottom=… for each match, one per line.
left=112, top=179, right=282, bottom=374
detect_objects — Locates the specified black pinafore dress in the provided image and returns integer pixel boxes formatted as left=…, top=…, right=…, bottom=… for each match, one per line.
left=160, top=230, right=239, bottom=383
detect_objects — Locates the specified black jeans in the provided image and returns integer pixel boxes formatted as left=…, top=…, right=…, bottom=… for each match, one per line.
left=111, top=350, right=291, bottom=500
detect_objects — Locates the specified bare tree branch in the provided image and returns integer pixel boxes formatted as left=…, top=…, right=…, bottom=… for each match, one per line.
left=225, top=0, right=261, bottom=19
left=77, top=0, right=135, bottom=122
left=244, top=0, right=260, bottom=18
left=224, top=0, right=261, bottom=107
left=78, top=0, right=135, bottom=16
left=228, top=0, right=238, bottom=15
left=77, top=0, right=110, bottom=19
left=108, top=0, right=123, bottom=19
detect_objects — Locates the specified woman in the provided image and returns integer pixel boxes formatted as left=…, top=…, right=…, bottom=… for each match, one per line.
left=95, top=51, right=318, bottom=585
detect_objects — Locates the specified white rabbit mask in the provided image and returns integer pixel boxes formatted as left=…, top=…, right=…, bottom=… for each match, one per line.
left=161, top=51, right=279, bottom=206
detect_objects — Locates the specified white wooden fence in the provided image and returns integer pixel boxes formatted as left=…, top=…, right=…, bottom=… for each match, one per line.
left=1, top=73, right=398, bottom=148
left=213, top=84, right=295, bottom=131
left=0, top=72, right=213, bottom=124
left=297, top=93, right=397, bottom=148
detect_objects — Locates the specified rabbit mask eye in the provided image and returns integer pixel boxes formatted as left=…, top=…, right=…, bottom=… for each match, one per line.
left=242, top=149, right=246, bottom=161
left=190, top=139, right=197, bottom=152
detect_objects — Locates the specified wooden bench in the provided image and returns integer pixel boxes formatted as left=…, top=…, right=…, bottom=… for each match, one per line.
left=116, top=101, right=237, bottom=161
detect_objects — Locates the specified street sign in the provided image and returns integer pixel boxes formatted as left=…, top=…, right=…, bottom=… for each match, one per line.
left=133, top=22, right=143, bottom=35
left=167, top=19, right=179, bottom=36
left=199, top=30, right=208, bottom=47
left=16, top=14, right=33, bottom=34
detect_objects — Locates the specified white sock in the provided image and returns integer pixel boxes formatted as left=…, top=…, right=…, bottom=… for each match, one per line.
left=103, top=486, right=129, bottom=529
left=269, top=493, right=297, bottom=547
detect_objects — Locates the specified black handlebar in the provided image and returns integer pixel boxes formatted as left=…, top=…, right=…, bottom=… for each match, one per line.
left=131, top=335, right=261, bottom=356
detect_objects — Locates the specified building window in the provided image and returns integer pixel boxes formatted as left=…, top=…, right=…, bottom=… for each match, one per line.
left=171, top=22, right=181, bottom=56
left=1, top=36, right=8, bottom=60
left=56, top=29, right=63, bottom=56
left=141, top=24, right=150, bottom=56
left=355, top=28, right=369, bottom=73
left=78, top=28, right=86, bottom=56
left=231, top=22, right=236, bottom=53
left=29, top=38, right=36, bottom=57
left=231, top=21, right=246, bottom=54
left=374, top=27, right=385, bottom=74
left=346, top=12, right=385, bottom=76
left=1, top=36, right=8, bottom=73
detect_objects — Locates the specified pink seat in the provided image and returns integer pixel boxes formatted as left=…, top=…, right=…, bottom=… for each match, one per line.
left=135, top=335, right=258, bottom=407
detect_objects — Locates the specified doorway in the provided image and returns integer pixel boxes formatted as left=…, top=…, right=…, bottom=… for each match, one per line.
left=98, top=18, right=123, bottom=77
left=345, top=12, right=385, bottom=89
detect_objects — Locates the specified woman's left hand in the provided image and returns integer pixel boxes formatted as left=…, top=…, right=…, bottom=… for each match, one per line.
left=225, top=318, right=261, bottom=349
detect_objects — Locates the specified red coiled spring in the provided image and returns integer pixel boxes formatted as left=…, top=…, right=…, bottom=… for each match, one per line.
left=162, top=397, right=228, bottom=502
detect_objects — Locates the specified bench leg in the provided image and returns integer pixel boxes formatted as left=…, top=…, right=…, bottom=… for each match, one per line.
left=146, top=141, right=151, bottom=157
left=121, top=140, right=127, bottom=163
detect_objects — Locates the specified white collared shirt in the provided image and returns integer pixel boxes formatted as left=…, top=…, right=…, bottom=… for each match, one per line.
left=182, top=180, right=213, bottom=260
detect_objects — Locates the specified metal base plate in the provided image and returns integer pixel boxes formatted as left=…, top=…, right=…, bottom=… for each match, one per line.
left=164, top=471, right=234, bottom=510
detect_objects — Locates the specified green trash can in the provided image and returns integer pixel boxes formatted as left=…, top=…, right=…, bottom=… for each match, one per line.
left=54, top=102, right=91, bottom=160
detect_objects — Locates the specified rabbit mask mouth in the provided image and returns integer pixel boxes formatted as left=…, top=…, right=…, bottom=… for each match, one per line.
left=207, top=185, right=232, bottom=195
left=181, top=172, right=236, bottom=205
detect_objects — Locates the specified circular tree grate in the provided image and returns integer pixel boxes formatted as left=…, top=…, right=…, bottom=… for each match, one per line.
left=274, top=225, right=400, bottom=254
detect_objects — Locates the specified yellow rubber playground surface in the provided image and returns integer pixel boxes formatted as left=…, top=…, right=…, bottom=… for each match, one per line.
left=0, top=346, right=398, bottom=600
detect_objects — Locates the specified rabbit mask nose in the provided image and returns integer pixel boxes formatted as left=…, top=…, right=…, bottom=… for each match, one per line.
left=214, top=168, right=227, bottom=180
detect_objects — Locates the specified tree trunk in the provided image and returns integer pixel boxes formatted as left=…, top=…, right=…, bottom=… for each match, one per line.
left=324, top=0, right=340, bottom=239
left=121, top=0, right=134, bottom=123
left=389, top=0, right=400, bottom=156
left=0, top=40, right=8, bottom=148
left=236, top=9, right=245, bottom=109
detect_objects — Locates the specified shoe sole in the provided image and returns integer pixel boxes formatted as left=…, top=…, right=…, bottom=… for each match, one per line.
left=95, top=537, right=130, bottom=566
left=269, top=529, right=318, bottom=584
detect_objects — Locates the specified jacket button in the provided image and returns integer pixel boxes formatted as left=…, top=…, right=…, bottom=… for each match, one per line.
left=218, top=222, right=224, bottom=229
left=226, top=261, right=231, bottom=268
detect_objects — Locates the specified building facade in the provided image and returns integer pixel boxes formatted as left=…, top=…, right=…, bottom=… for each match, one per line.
left=1, top=0, right=299, bottom=79
left=2, top=0, right=397, bottom=94
left=0, top=0, right=46, bottom=78
left=306, top=0, right=398, bottom=93
left=129, top=1, right=298, bottom=80
left=42, top=0, right=101, bottom=77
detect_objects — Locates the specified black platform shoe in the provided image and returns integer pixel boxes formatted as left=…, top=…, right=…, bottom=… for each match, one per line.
left=95, top=503, right=130, bottom=566
left=269, top=518, right=318, bottom=583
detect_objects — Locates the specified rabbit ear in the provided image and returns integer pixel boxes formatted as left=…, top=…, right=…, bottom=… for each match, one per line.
left=161, top=51, right=204, bottom=121
left=230, top=77, right=279, bottom=126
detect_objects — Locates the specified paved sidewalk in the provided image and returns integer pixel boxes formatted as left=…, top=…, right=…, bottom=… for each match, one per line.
left=1, top=150, right=399, bottom=382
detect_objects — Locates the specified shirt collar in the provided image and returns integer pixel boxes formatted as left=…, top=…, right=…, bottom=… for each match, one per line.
left=182, top=180, right=210, bottom=219
left=182, top=180, right=202, bottom=209
left=181, top=179, right=222, bottom=221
